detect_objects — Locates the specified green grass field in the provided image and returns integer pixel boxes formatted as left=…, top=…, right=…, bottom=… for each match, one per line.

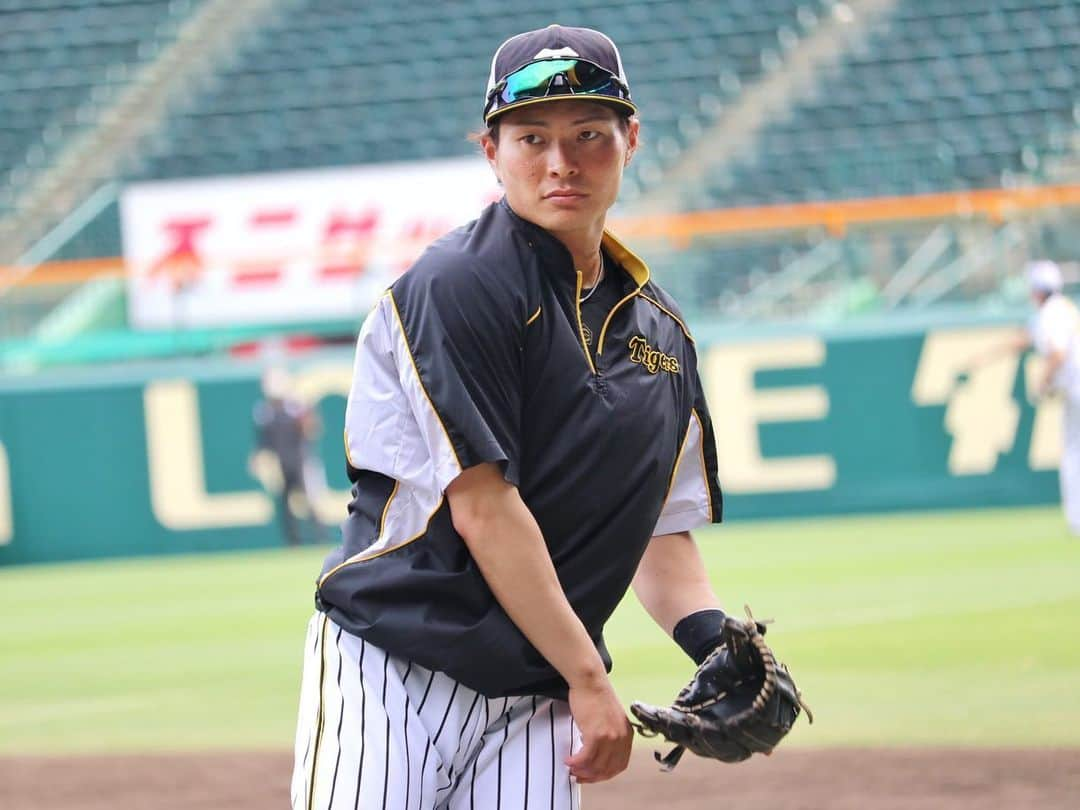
left=2, top=505, right=1078, bottom=756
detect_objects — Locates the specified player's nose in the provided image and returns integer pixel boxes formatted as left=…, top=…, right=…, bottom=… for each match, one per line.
left=546, top=140, right=578, bottom=176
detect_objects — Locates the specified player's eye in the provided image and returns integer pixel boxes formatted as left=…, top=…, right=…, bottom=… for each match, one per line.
left=579, top=130, right=600, bottom=141
left=520, top=133, right=544, bottom=145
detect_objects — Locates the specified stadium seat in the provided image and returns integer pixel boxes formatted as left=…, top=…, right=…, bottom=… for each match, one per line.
left=699, top=0, right=1079, bottom=207
left=0, top=0, right=207, bottom=215
left=5, top=0, right=1075, bottom=326
left=117, top=0, right=831, bottom=196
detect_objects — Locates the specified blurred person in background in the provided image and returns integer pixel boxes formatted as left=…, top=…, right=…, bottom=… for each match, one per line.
left=968, top=259, right=1080, bottom=535
left=249, top=367, right=328, bottom=546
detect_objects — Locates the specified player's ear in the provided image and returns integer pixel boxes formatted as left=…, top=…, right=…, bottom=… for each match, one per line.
left=624, top=115, right=640, bottom=166
left=480, top=131, right=503, bottom=184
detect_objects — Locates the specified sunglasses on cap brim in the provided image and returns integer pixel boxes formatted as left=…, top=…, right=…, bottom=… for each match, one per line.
left=486, top=58, right=634, bottom=121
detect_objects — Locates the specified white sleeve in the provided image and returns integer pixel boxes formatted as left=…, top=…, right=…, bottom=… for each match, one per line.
left=343, top=294, right=459, bottom=491
left=1040, top=300, right=1078, bottom=355
left=653, top=410, right=715, bottom=536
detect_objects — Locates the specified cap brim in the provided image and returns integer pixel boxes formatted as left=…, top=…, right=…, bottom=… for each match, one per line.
left=485, top=94, right=637, bottom=124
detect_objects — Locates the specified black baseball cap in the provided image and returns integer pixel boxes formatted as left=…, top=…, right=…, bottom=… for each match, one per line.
left=483, top=25, right=637, bottom=123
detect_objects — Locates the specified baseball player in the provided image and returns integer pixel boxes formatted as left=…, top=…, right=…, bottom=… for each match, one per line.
left=250, top=368, right=327, bottom=546
left=291, top=25, right=730, bottom=809
left=969, top=259, right=1080, bottom=534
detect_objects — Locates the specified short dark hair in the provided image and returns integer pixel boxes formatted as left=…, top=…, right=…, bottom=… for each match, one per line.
left=467, top=122, right=500, bottom=147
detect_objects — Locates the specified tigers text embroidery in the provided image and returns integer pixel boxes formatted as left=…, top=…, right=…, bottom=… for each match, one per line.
left=628, top=335, right=680, bottom=374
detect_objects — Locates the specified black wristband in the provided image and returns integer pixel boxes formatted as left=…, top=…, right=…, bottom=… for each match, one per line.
left=672, top=608, right=728, bottom=665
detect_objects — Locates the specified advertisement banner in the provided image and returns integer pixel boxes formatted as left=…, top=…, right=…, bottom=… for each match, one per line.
left=120, top=158, right=501, bottom=329
left=0, top=322, right=1064, bottom=566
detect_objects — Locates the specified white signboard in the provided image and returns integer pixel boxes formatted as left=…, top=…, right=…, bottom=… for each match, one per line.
left=121, top=157, right=501, bottom=329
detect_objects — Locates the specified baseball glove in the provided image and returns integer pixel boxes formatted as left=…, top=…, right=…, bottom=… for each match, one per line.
left=630, top=607, right=811, bottom=771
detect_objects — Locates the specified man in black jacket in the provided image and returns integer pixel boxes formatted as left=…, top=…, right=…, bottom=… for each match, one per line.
left=292, top=25, right=729, bottom=810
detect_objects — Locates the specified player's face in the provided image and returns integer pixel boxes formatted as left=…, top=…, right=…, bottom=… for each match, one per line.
left=483, top=101, right=638, bottom=240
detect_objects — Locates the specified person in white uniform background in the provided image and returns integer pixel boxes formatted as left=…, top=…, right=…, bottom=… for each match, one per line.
left=1025, top=260, right=1080, bottom=534
left=971, top=259, right=1080, bottom=534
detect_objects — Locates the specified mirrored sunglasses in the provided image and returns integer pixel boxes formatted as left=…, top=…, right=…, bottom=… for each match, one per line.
left=490, top=58, right=631, bottom=112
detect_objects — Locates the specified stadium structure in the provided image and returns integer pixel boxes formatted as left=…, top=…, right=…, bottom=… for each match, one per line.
left=0, top=0, right=1077, bottom=369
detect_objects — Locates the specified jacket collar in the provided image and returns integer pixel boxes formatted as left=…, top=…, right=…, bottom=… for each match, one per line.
left=498, top=197, right=651, bottom=291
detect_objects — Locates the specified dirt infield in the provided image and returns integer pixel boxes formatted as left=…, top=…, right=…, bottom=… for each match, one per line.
left=3, top=748, right=1079, bottom=809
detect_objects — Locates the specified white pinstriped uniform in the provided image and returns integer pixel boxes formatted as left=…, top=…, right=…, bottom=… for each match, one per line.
left=292, top=613, right=583, bottom=810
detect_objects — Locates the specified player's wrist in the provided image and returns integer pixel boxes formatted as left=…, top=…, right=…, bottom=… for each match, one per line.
left=672, top=608, right=728, bottom=664
left=565, top=654, right=612, bottom=692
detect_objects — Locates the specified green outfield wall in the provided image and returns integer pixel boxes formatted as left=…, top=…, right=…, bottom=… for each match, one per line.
left=0, top=320, right=1060, bottom=565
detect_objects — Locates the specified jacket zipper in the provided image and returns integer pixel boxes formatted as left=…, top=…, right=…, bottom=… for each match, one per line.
left=574, top=271, right=598, bottom=375
left=575, top=270, right=642, bottom=375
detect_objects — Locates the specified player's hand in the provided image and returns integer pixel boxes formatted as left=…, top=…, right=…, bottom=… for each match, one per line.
left=565, top=676, right=633, bottom=784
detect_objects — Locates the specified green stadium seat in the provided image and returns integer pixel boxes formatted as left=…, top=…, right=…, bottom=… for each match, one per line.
left=0, top=0, right=207, bottom=187
left=694, top=0, right=1080, bottom=208
left=8, top=0, right=1075, bottom=326
left=101, top=0, right=831, bottom=198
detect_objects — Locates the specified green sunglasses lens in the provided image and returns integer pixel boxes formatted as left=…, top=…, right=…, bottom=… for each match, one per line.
left=498, top=59, right=619, bottom=105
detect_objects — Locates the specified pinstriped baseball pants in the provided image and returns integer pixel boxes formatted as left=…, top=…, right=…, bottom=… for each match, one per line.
left=292, top=613, right=583, bottom=810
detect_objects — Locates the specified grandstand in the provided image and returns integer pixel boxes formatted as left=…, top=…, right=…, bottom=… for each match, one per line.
left=121, top=0, right=832, bottom=213
left=701, top=0, right=1080, bottom=207
left=0, top=0, right=1078, bottom=367
left=0, top=0, right=204, bottom=217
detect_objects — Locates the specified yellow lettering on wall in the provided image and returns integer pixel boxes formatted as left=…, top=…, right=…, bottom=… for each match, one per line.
left=704, top=338, right=836, bottom=493
left=144, top=380, right=273, bottom=530
left=288, top=365, right=354, bottom=525
left=1024, top=355, right=1062, bottom=470
left=0, top=441, right=11, bottom=545
left=911, top=327, right=1020, bottom=475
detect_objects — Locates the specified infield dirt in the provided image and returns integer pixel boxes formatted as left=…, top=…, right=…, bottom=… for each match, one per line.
left=2, top=748, right=1078, bottom=809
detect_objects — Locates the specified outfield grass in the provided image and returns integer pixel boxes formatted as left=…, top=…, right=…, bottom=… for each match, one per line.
left=2, top=505, right=1078, bottom=755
